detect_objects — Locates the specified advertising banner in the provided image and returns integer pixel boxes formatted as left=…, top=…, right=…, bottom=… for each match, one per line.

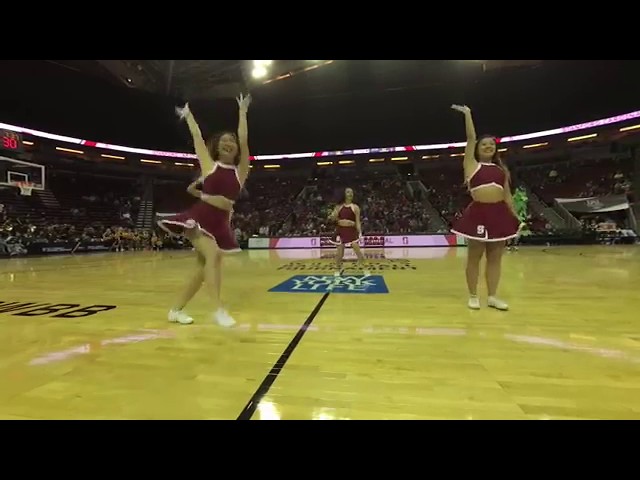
left=248, top=234, right=463, bottom=249
left=26, top=240, right=111, bottom=255
left=555, top=194, right=630, bottom=213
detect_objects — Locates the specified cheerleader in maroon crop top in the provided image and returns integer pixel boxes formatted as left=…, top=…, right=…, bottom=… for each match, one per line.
left=328, top=187, right=370, bottom=277
left=450, top=104, right=521, bottom=311
left=157, top=94, right=252, bottom=327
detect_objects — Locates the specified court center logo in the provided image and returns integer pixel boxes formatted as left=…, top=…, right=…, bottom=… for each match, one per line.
left=278, top=258, right=416, bottom=273
left=269, top=275, right=389, bottom=294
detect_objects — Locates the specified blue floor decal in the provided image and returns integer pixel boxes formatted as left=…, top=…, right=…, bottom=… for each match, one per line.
left=269, top=275, right=389, bottom=294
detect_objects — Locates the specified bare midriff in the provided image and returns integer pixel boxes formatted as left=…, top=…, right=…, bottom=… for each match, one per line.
left=470, top=185, right=505, bottom=204
left=338, top=219, right=356, bottom=227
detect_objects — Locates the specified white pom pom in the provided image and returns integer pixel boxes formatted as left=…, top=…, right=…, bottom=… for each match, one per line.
left=175, top=103, right=190, bottom=120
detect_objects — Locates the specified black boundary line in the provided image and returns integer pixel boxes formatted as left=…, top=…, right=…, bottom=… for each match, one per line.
left=236, top=272, right=339, bottom=420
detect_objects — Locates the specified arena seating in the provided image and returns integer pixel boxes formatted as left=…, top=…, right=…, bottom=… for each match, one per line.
left=1, top=171, right=144, bottom=254
left=419, top=164, right=471, bottom=229
left=1, top=146, right=636, bottom=253
left=232, top=173, right=309, bottom=239
left=518, top=156, right=634, bottom=205
left=278, top=169, right=431, bottom=236
left=47, top=171, right=142, bottom=227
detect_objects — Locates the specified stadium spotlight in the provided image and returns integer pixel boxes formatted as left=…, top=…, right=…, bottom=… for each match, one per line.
left=252, top=65, right=268, bottom=79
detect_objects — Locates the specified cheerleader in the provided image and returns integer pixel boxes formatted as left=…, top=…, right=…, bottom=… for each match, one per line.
left=328, top=187, right=370, bottom=276
left=158, top=94, right=252, bottom=326
left=450, top=105, right=521, bottom=310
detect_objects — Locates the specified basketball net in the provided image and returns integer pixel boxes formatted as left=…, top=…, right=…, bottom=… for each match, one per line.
left=17, top=181, right=34, bottom=196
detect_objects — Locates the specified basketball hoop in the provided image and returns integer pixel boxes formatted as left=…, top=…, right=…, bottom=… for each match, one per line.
left=17, top=182, right=33, bottom=196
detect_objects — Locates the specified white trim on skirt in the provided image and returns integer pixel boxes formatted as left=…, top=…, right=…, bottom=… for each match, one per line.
left=157, top=219, right=242, bottom=253
left=451, top=228, right=519, bottom=243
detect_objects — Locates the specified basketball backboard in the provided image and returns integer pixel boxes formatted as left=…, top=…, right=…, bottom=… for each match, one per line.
left=0, top=156, right=46, bottom=191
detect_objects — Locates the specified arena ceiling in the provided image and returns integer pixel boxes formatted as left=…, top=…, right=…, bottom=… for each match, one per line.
left=55, top=60, right=544, bottom=101
left=3, top=60, right=640, bottom=154
left=75, top=60, right=343, bottom=100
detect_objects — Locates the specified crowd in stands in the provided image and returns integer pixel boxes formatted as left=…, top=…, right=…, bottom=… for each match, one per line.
left=420, top=165, right=470, bottom=227
left=0, top=171, right=159, bottom=256
left=518, top=155, right=635, bottom=231
left=0, top=213, right=168, bottom=257
left=48, top=171, right=143, bottom=227
left=519, top=157, right=633, bottom=204
left=1, top=148, right=637, bottom=256
left=232, top=175, right=307, bottom=240
left=271, top=170, right=432, bottom=237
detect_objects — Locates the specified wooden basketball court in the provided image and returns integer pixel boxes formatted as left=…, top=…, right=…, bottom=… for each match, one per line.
left=1, top=245, right=639, bottom=420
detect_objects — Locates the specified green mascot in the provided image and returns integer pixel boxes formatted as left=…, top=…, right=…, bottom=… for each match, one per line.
left=509, top=186, right=529, bottom=251
left=513, top=186, right=528, bottom=223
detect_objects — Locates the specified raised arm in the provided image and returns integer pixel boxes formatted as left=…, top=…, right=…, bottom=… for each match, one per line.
left=235, top=93, right=252, bottom=185
left=451, top=104, right=479, bottom=181
left=176, top=103, right=214, bottom=174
